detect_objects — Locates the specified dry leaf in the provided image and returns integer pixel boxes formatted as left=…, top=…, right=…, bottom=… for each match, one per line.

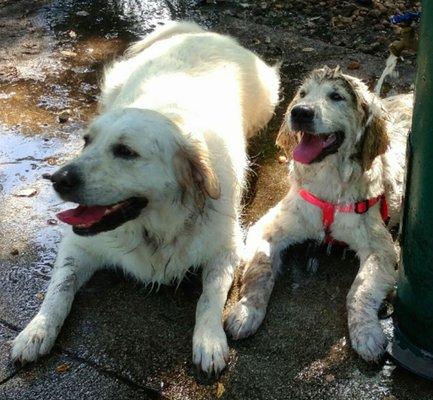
left=36, top=293, right=45, bottom=301
left=348, top=61, right=361, bottom=70
left=56, top=363, right=71, bottom=374
left=216, top=382, right=225, bottom=398
left=14, top=188, right=37, bottom=197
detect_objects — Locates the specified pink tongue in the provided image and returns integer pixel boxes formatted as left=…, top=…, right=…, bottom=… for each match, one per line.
left=293, top=133, right=327, bottom=164
left=57, top=205, right=109, bottom=226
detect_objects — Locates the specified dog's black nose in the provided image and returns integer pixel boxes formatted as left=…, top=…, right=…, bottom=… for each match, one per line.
left=50, top=166, right=82, bottom=194
left=291, top=105, right=315, bottom=124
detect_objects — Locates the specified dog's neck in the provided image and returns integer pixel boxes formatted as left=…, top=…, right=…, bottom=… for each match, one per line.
left=142, top=195, right=202, bottom=245
left=141, top=208, right=199, bottom=251
left=291, top=154, right=385, bottom=203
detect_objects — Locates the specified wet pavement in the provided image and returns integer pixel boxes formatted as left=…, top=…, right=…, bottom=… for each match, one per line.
left=0, top=0, right=432, bottom=399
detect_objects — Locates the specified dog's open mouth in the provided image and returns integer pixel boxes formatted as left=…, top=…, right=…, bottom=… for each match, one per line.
left=56, top=197, right=148, bottom=236
left=293, top=131, right=345, bottom=164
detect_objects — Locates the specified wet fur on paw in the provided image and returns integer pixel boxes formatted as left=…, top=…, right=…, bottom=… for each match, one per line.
left=224, top=299, right=266, bottom=340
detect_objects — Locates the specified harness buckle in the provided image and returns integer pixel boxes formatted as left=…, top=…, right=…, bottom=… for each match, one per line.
left=355, top=200, right=369, bottom=214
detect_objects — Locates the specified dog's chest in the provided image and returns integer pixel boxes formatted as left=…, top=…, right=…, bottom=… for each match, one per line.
left=123, top=244, right=194, bottom=284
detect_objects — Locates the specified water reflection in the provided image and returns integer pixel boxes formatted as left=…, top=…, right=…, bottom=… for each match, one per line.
left=43, top=0, right=202, bottom=40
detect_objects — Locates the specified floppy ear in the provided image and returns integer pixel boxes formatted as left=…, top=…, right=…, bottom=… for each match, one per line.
left=276, top=114, right=297, bottom=158
left=360, top=104, right=389, bottom=170
left=173, top=139, right=220, bottom=209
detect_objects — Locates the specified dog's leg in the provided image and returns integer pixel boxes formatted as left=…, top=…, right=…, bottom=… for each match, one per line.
left=225, top=200, right=308, bottom=340
left=11, top=238, right=99, bottom=363
left=343, top=223, right=398, bottom=362
left=192, top=251, right=236, bottom=376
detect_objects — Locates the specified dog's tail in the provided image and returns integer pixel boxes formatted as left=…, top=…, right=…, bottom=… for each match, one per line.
left=125, top=21, right=205, bottom=56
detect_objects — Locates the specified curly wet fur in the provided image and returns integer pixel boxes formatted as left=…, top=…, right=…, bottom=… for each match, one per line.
left=225, top=66, right=412, bottom=362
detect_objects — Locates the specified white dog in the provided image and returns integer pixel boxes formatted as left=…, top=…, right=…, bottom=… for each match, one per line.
left=225, top=66, right=412, bottom=362
left=11, top=21, right=280, bottom=375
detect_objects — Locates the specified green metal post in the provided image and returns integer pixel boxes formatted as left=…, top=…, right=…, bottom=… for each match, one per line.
left=388, top=2, right=433, bottom=380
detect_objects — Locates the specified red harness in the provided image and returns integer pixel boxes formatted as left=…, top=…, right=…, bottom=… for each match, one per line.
left=299, top=189, right=390, bottom=245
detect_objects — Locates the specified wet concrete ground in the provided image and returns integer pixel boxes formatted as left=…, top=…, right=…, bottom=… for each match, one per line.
left=0, top=0, right=432, bottom=399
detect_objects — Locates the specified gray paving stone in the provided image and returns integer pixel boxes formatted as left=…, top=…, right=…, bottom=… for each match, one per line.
left=0, top=261, right=49, bottom=329
left=0, top=352, right=153, bottom=400
left=0, top=324, right=18, bottom=382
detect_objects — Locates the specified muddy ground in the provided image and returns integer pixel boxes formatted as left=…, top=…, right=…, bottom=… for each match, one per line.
left=0, top=0, right=431, bottom=399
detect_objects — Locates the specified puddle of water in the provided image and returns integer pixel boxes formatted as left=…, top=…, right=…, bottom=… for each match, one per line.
left=0, top=77, right=98, bottom=133
left=0, top=125, right=81, bottom=277
left=0, top=126, right=80, bottom=195
left=0, top=0, right=217, bottom=135
left=43, top=0, right=202, bottom=40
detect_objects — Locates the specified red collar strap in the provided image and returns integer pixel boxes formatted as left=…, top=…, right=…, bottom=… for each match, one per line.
left=299, top=189, right=389, bottom=245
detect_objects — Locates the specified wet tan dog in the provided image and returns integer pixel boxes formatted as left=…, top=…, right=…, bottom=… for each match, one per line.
left=225, top=66, right=412, bottom=362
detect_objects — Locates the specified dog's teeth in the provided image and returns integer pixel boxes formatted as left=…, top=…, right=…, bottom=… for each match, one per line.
left=325, top=134, right=336, bottom=145
left=103, top=202, right=125, bottom=216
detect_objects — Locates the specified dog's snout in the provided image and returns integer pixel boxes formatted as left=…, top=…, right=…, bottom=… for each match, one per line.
left=291, top=105, right=315, bottom=123
left=50, top=166, right=82, bottom=194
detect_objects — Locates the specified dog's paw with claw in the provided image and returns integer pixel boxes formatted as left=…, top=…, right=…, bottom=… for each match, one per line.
left=193, top=324, right=229, bottom=377
left=224, top=299, right=265, bottom=340
left=349, top=319, right=387, bottom=362
left=11, top=315, right=57, bottom=364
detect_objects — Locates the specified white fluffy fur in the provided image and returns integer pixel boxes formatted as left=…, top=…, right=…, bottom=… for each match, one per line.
left=11, top=22, right=280, bottom=375
left=225, top=67, right=412, bottom=363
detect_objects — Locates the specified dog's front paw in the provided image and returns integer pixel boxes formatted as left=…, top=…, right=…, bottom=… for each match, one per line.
left=193, top=325, right=229, bottom=376
left=11, top=315, right=57, bottom=363
left=349, top=319, right=387, bottom=362
left=224, top=299, right=265, bottom=340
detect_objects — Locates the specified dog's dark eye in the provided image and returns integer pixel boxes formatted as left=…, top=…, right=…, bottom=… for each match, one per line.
left=299, top=90, right=306, bottom=98
left=112, top=143, right=139, bottom=159
left=83, top=135, right=91, bottom=148
left=329, top=92, right=345, bottom=102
